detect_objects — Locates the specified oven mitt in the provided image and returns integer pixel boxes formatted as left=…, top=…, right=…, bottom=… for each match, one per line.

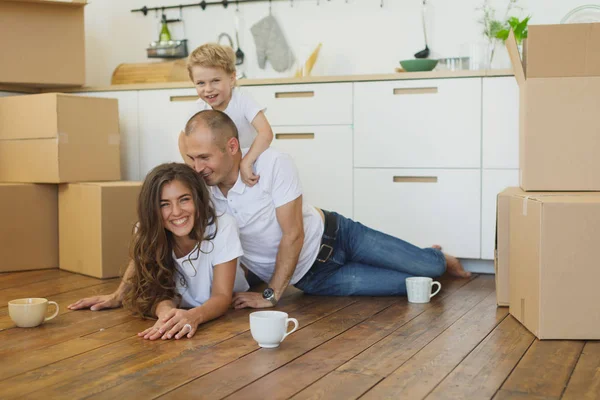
left=251, top=15, right=295, bottom=72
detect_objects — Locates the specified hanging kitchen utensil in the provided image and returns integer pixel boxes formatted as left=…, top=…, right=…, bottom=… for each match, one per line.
left=234, top=9, right=245, bottom=66
left=414, top=0, right=430, bottom=59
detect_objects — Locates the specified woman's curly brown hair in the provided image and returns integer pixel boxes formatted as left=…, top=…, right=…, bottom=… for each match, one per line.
left=123, top=163, right=217, bottom=318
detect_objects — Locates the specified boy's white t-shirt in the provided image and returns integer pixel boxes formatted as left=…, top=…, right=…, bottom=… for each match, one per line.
left=174, top=214, right=249, bottom=308
left=189, top=87, right=264, bottom=148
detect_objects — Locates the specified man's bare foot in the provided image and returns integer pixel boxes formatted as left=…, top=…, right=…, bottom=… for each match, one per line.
left=444, top=253, right=471, bottom=278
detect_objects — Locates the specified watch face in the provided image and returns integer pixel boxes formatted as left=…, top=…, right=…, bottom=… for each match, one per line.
left=263, top=287, right=275, bottom=299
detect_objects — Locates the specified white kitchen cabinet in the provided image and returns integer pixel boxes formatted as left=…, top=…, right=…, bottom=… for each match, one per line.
left=271, top=125, right=353, bottom=217
left=354, top=78, right=481, bottom=168
left=244, top=83, right=353, bottom=126
left=483, top=77, right=519, bottom=169
left=354, top=168, right=481, bottom=259
left=137, top=88, right=198, bottom=177
left=481, top=169, right=519, bottom=260
left=75, top=91, right=140, bottom=180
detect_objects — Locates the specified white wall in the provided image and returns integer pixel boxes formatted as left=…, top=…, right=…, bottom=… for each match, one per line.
left=84, top=0, right=589, bottom=86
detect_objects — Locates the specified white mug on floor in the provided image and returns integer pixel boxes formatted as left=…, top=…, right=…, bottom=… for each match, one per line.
left=405, top=277, right=441, bottom=303
left=250, top=311, right=299, bottom=348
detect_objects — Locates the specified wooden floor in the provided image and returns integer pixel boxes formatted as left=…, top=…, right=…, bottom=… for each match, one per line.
left=0, top=270, right=598, bottom=400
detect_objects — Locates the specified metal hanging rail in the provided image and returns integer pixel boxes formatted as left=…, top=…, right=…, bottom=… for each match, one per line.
left=131, top=0, right=382, bottom=16
left=132, top=0, right=299, bottom=15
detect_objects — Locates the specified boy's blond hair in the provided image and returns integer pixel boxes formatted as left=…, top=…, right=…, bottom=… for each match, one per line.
left=186, top=43, right=236, bottom=80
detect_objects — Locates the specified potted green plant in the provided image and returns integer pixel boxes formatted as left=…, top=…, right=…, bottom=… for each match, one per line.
left=477, top=0, right=531, bottom=66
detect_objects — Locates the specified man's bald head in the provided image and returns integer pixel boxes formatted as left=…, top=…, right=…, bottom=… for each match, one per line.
left=184, top=110, right=239, bottom=151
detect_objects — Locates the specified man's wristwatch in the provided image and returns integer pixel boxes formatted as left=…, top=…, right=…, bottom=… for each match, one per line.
left=262, top=287, right=277, bottom=306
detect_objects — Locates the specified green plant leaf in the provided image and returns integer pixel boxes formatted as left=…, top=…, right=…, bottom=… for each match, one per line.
left=496, top=29, right=510, bottom=40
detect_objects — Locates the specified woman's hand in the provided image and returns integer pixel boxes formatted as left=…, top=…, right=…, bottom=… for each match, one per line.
left=157, top=308, right=203, bottom=340
left=138, top=318, right=170, bottom=341
left=67, top=293, right=121, bottom=311
left=240, top=158, right=259, bottom=187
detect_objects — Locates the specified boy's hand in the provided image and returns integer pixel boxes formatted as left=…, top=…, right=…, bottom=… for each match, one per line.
left=240, top=159, right=260, bottom=187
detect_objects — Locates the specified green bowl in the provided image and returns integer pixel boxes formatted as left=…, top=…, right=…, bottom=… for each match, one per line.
left=399, top=59, right=439, bottom=72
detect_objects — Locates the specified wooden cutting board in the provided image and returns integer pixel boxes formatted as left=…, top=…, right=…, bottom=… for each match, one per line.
left=111, top=59, right=189, bottom=85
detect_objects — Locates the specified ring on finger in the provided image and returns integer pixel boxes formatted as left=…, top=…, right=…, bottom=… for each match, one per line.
left=183, top=323, right=192, bottom=333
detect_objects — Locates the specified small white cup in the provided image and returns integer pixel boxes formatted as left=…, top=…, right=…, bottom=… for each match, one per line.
left=249, top=311, right=299, bottom=348
left=8, top=298, right=59, bottom=328
left=406, top=277, right=441, bottom=304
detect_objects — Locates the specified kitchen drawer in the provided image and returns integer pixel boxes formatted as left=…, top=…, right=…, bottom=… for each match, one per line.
left=138, top=88, right=198, bottom=177
left=271, top=125, right=352, bottom=217
left=75, top=91, right=140, bottom=181
left=244, top=83, right=353, bottom=126
left=354, top=168, right=481, bottom=259
left=354, top=78, right=481, bottom=168
left=483, top=77, right=519, bottom=169
left=481, top=169, right=519, bottom=260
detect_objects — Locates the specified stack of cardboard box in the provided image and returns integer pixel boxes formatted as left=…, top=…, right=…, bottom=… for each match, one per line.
left=495, top=23, right=600, bottom=339
left=0, top=1, right=142, bottom=279
left=0, top=93, right=142, bottom=279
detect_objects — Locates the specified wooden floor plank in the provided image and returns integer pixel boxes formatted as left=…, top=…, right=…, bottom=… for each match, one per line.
left=286, top=276, right=495, bottom=400
left=160, top=297, right=397, bottom=400
left=81, top=296, right=355, bottom=400
left=5, top=295, right=350, bottom=399
left=0, top=269, right=69, bottom=290
left=560, top=341, right=600, bottom=400
left=360, top=293, right=507, bottom=399
left=0, top=273, right=103, bottom=305
left=425, top=315, right=535, bottom=400
left=224, top=276, right=474, bottom=400
left=0, top=307, right=133, bottom=358
left=0, top=280, right=119, bottom=330
left=493, top=340, right=584, bottom=399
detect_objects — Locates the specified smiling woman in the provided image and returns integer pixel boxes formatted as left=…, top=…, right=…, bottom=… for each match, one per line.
left=68, top=163, right=249, bottom=341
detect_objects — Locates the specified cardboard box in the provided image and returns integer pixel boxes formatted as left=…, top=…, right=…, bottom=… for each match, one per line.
left=0, top=183, right=58, bottom=272
left=0, top=0, right=86, bottom=87
left=508, top=192, right=600, bottom=339
left=507, top=23, right=600, bottom=191
left=494, top=187, right=527, bottom=307
left=59, top=182, right=141, bottom=279
left=0, top=93, right=121, bottom=183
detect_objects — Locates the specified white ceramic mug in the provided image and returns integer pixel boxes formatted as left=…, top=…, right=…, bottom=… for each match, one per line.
left=405, top=277, right=441, bottom=304
left=8, top=298, right=59, bottom=328
left=249, top=311, right=299, bottom=348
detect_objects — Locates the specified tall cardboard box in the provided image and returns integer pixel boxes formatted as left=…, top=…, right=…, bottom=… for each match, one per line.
left=506, top=23, right=600, bottom=191
left=494, top=187, right=527, bottom=306
left=59, top=182, right=141, bottom=279
left=0, top=0, right=86, bottom=87
left=0, top=184, right=58, bottom=272
left=508, top=192, right=600, bottom=339
left=0, top=93, right=121, bottom=183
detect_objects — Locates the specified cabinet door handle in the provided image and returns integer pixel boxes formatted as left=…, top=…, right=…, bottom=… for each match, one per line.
left=170, top=95, right=198, bottom=102
left=275, top=133, right=315, bottom=140
left=393, top=176, right=438, bottom=183
left=393, top=87, right=438, bottom=95
left=275, top=91, right=315, bottom=99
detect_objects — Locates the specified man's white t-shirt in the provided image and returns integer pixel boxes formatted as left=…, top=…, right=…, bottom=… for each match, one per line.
left=188, top=87, right=264, bottom=148
left=209, top=148, right=324, bottom=285
left=174, top=214, right=249, bottom=308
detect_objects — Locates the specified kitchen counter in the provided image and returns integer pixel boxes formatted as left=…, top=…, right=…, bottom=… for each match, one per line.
left=2, top=69, right=513, bottom=94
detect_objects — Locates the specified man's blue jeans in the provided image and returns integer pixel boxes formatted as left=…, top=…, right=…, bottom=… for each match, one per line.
left=295, top=211, right=447, bottom=296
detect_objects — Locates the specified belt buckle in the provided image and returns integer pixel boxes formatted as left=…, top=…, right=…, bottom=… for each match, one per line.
left=316, top=244, right=333, bottom=263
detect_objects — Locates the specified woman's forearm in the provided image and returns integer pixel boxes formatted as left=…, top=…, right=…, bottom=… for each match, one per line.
left=189, top=294, right=231, bottom=326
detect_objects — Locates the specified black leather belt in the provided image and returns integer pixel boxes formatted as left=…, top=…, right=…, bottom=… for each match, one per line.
left=316, top=209, right=337, bottom=263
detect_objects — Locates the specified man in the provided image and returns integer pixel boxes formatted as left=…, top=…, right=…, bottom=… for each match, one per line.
left=184, top=110, right=470, bottom=309
left=69, top=110, right=470, bottom=312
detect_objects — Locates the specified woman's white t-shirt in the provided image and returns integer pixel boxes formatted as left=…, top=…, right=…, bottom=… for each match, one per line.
left=174, top=214, right=249, bottom=308
left=189, top=87, right=265, bottom=148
